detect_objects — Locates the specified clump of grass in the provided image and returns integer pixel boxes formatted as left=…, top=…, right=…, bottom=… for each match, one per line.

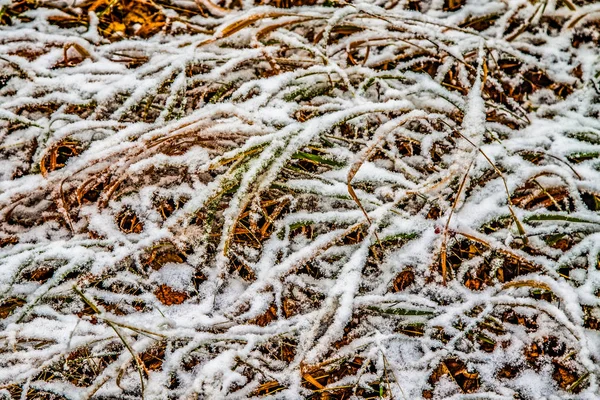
left=1, top=0, right=600, bottom=398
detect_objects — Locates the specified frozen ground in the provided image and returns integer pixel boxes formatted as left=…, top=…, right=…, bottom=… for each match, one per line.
left=1, top=0, right=600, bottom=398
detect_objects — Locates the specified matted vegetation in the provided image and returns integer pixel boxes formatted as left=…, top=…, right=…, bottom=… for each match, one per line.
left=2, top=0, right=600, bottom=398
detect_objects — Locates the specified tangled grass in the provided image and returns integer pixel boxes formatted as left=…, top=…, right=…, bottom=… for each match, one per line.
left=2, top=0, right=600, bottom=398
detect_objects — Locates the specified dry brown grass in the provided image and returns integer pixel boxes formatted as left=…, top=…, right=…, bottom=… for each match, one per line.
left=2, top=0, right=600, bottom=398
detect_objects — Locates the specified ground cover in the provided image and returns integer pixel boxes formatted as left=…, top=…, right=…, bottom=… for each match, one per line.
left=2, top=0, right=600, bottom=398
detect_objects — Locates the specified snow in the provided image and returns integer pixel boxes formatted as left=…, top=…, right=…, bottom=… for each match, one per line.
left=1, top=0, right=600, bottom=398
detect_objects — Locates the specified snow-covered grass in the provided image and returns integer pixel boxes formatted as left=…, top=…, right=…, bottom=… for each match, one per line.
left=1, top=0, right=600, bottom=398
